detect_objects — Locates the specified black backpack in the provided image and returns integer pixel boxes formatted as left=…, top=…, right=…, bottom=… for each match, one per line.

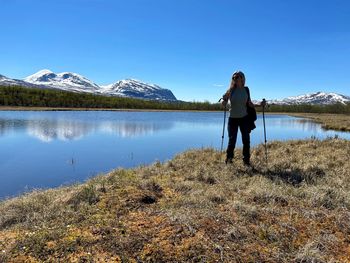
left=244, top=86, right=257, bottom=132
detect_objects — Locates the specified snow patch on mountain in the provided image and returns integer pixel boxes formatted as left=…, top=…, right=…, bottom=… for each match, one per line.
left=24, top=69, right=101, bottom=93
left=101, top=79, right=177, bottom=101
left=24, top=69, right=54, bottom=83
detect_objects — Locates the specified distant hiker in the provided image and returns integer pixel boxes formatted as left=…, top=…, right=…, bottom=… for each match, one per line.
left=221, top=71, right=266, bottom=166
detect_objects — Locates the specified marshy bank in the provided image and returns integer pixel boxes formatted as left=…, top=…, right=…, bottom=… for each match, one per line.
left=1, top=138, right=350, bottom=262
left=288, top=113, right=350, bottom=132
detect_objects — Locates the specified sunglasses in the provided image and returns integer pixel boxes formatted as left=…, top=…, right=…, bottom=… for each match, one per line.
left=232, top=75, right=241, bottom=80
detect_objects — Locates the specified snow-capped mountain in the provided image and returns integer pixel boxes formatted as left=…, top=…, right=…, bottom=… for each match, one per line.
left=0, top=70, right=178, bottom=101
left=268, top=92, right=350, bottom=105
left=101, top=79, right=177, bottom=101
left=24, top=69, right=101, bottom=93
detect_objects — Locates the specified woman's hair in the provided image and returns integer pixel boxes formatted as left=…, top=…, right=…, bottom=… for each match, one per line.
left=223, top=70, right=246, bottom=100
left=229, top=71, right=246, bottom=89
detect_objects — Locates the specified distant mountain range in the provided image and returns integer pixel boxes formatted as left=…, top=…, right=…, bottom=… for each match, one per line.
left=1, top=70, right=349, bottom=105
left=1, top=70, right=177, bottom=102
left=261, top=92, right=350, bottom=105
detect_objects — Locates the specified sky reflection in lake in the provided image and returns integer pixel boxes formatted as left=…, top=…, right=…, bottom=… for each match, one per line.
left=0, top=111, right=349, bottom=200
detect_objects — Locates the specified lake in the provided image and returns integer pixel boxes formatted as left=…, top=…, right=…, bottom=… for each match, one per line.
left=1, top=111, right=349, bottom=200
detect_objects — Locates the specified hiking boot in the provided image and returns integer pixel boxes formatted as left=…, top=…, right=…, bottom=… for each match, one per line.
left=243, top=159, right=250, bottom=166
left=225, top=158, right=233, bottom=164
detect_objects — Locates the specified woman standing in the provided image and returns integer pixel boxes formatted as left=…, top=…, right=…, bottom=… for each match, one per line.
left=221, top=71, right=264, bottom=165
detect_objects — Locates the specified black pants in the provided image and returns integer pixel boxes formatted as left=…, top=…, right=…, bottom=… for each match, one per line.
left=226, top=115, right=250, bottom=162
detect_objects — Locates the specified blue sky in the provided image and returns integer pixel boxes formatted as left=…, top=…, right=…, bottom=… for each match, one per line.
left=1, top=0, right=349, bottom=102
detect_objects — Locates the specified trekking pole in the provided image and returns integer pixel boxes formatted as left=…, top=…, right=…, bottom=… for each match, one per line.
left=219, top=98, right=227, bottom=152
left=262, top=98, right=268, bottom=166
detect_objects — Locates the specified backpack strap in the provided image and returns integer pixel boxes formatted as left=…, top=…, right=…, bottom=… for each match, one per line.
left=244, top=86, right=251, bottom=103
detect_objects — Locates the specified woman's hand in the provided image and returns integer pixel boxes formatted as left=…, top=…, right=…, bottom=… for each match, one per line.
left=221, top=91, right=230, bottom=107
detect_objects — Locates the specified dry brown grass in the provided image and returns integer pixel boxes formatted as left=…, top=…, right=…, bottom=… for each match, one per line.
left=1, top=138, right=350, bottom=262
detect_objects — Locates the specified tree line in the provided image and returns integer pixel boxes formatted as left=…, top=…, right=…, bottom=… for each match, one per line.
left=266, top=103, right=350, bottom=114
left=1, top=85, right=349, bottom=114
left=0, top=86, right=221, bottom=111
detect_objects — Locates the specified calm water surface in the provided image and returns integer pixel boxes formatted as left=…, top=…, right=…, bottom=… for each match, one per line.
left=1, top=111, right=349, bottom=199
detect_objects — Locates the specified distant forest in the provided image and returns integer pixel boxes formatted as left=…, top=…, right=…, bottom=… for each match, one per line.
left=1, top=85, right=349, bottom=114
left=266, top=103, right=350, bottom=114
left=0, top=86, right=219, bottom=111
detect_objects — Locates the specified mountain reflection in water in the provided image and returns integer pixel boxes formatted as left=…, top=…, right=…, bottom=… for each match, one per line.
left=0, top=118, right=174, bottom=141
